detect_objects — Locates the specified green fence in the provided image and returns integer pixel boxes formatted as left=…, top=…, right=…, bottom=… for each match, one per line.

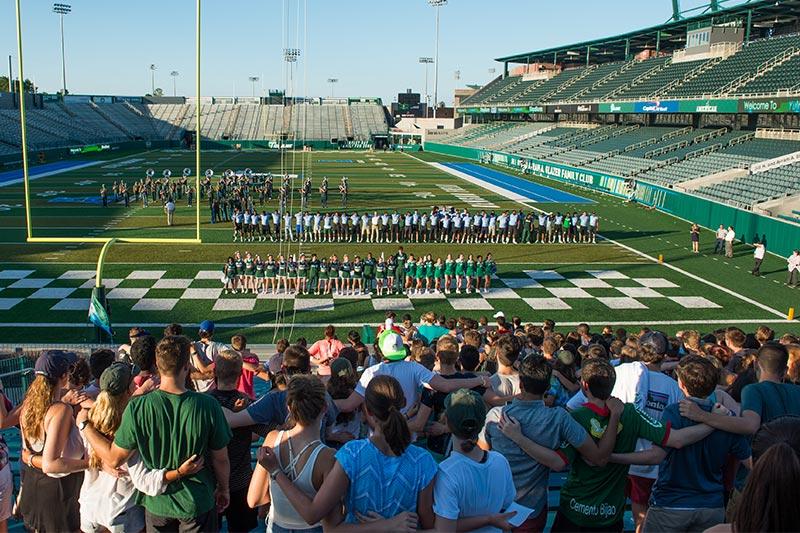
left=0, top=140, right=179, bottom=168
left=424, top=141, right=800, bottom=256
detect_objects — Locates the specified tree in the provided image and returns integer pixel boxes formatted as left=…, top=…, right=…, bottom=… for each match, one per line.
left=0, top=76, right=36, bottom=93
left=153, top=87, right=164, bottom=97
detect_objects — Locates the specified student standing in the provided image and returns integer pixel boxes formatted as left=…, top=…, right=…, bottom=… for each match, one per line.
left=724, top=226, right=736, bottom=258
left=786, top=250, right=800, bottom=287
left=751, top=243, right=766, bottom=276
left=690, top=224, right=700, bottom=254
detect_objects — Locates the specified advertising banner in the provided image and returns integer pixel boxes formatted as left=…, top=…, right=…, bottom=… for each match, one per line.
left=739, top=97, right=800, bottom=114
left=598, top=102, right=635, bottom=113
left=633, top=100, right=680, bottom=113
left=677, top=99, right=738, bottom=113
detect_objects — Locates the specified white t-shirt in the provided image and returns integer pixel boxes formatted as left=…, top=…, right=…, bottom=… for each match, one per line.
left=433, top=451, right=516, bottom=533
left=355, top=361, right=435, bottom=414
left=490, top=372, right=521, bottom=397
left=725, top=230, right=736, bottom=242
left=754, top=246, right=765, bottom=260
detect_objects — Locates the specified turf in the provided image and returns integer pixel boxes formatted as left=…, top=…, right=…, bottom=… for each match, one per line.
left=0, top=147, right=797, bottom=343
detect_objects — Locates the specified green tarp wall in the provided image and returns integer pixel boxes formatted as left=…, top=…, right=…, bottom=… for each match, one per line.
left=424, top=141, right=800, bottom=257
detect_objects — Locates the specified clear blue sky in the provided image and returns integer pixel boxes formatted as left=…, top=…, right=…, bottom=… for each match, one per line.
left=1, top=0, right=742, bottom=104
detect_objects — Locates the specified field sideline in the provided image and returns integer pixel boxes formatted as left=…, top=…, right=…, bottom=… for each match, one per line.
left=0, top=147, right=796, bottom=343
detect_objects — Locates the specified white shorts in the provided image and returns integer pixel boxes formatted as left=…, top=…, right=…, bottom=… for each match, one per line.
left=0, top=463, right=13, bottom=522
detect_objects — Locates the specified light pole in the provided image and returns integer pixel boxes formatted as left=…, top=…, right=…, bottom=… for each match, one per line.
left=327, top=78, right=338, bottom=98
left=249, top=76, right=260, bottom=97
left=52, top=3, right=71, bottom=95
left=170, top=71, right=179, bottom=96
left=428, top=0, right=447, bottom=118
left=419, top=57, right=433, bottom=116
left=149, top=64, right=157, bottom=95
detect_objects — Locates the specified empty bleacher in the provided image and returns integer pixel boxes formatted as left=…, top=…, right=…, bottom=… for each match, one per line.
left=697, top=162, right=800, bottom=206
left=734, top=52, right=800, bottom=95
left=350, top=103, right=388, bottom=140
left=614, top=58, right=709, bottom=99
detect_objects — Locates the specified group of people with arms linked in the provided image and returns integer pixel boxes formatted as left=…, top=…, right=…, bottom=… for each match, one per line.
left=222, top=247, right=498, bottom=296
left=6, top=313, right=800, bottom=533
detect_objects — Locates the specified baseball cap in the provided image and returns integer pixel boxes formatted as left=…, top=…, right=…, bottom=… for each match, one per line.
left=35, top=350, right=78, bottom=380
left=377, top=330, right=407, bottom=361
left=199, top=320, right=215, bottom=333
left=640, top=331, right=668, bottom=355
left=493, top=311, right=505, bottom=319
left=99, top=362, right=140, bottom=395
left=556, top=349, right=576, bottom=366
left=444, top=388, right=487, bottom=436
left=330, top=358, right=354, bottom=378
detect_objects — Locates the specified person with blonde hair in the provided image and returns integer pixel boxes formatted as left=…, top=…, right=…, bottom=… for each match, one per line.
left=18, top=351, right=87, bottom=532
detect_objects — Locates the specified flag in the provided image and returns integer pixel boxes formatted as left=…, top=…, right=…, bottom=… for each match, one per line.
left=88, top=293, right=113, bottom=338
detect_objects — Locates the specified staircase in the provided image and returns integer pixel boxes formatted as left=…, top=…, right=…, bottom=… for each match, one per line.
left=605, top=61, right=669, bottom=99
left=343, top=105, right=354, bottom=139
left=541, top=65, right=598, bottom=102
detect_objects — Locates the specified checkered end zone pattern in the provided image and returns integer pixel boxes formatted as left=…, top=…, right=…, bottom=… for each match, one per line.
left=0, top=268, right=722, bottom=314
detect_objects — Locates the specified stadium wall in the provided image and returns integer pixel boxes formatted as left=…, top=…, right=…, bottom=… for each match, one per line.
left=0, top=140, right=180, bottom=168
left=424, top=141, right=800, bottom=257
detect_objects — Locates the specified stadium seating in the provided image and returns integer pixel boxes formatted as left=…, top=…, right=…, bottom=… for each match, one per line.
left=733, top=52, right=800, bottom=95
left=613, top=58, right=710, bottom=100
left=636, top=152, right=758, bottom=186
left=545, top=62, right=626, bottom=102
left=697, top=162, right=800, bottom=206
left=576, top=57, right=670, bottom=102
left=664, top=34, right=800, bottom=98
left=349, top=103, right=389, bottom=140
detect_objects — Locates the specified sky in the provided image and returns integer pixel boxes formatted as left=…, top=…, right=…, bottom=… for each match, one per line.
left=0, top=0, right=745, bottom=105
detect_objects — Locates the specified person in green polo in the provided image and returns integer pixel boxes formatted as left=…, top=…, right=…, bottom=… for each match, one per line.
left=363, top=252, right=376, bottom=294
left=394, top=247, right=407, bottom=294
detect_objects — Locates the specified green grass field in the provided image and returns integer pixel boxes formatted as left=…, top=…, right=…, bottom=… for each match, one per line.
left=0, top=147, right=797, bottom=343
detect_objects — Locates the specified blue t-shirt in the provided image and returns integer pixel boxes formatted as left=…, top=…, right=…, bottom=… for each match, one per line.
left=335, top=439, right=437, bottom=523
left=650, top=400, right=751, bottom=509
left=247, top=389, right=339, bottom=430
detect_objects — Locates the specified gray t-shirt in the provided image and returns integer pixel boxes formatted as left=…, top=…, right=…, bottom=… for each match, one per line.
left=490, top=372, right=521, bottom=397
left=479, top=399, right=588, bottom=514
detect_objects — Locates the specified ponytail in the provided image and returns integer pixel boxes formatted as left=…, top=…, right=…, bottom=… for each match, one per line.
left=365, top=375, right=411, bottom=456
left=459, top=438, right=477, bottom=453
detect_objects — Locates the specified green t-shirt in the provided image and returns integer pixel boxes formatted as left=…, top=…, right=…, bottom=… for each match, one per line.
left=114, top=390, right=232, bottom=519
left=559, top=403, right=668, bottom=527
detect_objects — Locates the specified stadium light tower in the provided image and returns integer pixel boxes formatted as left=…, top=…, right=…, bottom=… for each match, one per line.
left=419, top=57, right=433, bottom=115
left=428, top=0, right=447, bottom=118
left=249, top=76, right=260, bottom=97
left=170, top=71, right=179, bottom=96
left=52, top=3, right=71, bottom=95
left=149, top=64, right=157, bottom=95
left=327, top=78, right=339, bottom=97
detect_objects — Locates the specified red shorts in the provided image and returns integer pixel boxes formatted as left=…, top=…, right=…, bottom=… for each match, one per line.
left=625, top=474, right=655, bottom=506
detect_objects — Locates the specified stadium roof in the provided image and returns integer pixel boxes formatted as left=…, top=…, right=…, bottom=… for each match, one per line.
left=495, top=0, right=800, bottom=65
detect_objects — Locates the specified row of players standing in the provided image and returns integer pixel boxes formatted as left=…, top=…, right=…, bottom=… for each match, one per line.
left=222, top=247, right=498, bottom=295
left=231, top=208, right=600, bottom=245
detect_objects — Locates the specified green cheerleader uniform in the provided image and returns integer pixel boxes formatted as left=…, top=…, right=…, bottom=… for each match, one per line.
left=352, top=261, right=363, bottom=280
left=339, top=261, right=351, bottom=279
left=405, top=259, right=416, bottom=280
left=415, top=261, right=425, bottom=280
left=329, top=260, right=340, bottom=280
left=255, top=261, right=265, bottom=279
left=425, top=260, right=434, bottom=279
left=319, top=261, right=329, bottom=282
left=486, top=259, right=497, bottom=277
left=235, top=259, right=244, bottom=277
left=297, top=259, right=308, bottom=280
left=455, top=259, right=465, bottom=277
left=266, top=261, right=276, bottom=279
left=444, top=259, right=454, bottom=277
left=277, top=260, right=287, bottom=278
left=434, top=262, right=444, bottom=279
left=287, top=261, right=298, bottom=279
left=244, top=258, right=255, bottom=277
left=223, top=263, right=236, bottom=281
left=476, top=260, right=486, bottom=278
left=376, top=261, right=387, bottom=280
left=466, top=259, right=475, bottom=278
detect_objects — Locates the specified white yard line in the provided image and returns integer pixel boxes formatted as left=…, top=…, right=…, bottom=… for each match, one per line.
left=408, top=152, right=789, bottom=319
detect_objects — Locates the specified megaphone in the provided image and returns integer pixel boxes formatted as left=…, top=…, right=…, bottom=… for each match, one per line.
left=182, top=167, right=192, bottom=177
left=204, top=169, right=214, bottom=178
left=163, top=169, right=172, bottom=178
left=146, top=168, right=155, bottom=178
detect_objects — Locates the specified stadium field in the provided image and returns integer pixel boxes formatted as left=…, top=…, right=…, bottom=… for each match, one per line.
left=0, top=148, right=796, bottom=343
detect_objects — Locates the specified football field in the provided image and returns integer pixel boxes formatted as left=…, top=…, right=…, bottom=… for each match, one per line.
left=0, top=148, right=796, bottom=343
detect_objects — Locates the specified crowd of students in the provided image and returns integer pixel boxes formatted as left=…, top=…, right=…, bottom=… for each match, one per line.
left=3, top=315, right=800, bottom=533
left=222, top=248, right=498, bottom=296
left=230, top=208, right=601, bottom=246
